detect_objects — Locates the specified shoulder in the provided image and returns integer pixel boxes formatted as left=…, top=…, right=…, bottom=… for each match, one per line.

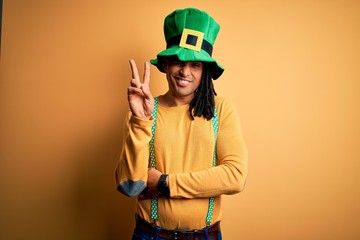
left=214, top=96, right=241, bottom=123
left=215, top=96, right=237, bottom=112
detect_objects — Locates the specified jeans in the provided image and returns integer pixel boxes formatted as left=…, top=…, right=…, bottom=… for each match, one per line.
left=132, top=227, right=222, bottom=240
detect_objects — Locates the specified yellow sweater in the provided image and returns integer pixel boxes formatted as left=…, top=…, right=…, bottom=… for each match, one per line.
left=115, top=96, right=248, bottom=230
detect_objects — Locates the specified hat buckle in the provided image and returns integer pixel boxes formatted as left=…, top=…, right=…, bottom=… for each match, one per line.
left=179, top=29, right=204, bottom=52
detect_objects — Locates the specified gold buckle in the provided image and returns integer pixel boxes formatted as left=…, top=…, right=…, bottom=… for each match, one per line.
left=179, top=28, right=204, bottom=52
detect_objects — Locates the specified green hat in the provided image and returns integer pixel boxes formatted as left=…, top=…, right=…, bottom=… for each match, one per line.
left=150, top=8, right=224, bottom=80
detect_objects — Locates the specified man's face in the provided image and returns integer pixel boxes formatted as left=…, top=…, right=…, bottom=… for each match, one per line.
left=164, top=60, right=203, bottom=100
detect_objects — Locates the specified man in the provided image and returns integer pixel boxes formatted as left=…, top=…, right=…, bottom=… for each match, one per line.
left=115, top=8, right=248, bottom=240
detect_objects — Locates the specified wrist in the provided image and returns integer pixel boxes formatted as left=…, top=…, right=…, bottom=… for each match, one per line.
left=157, top=174, right=170, bottom=198
left=133, top=114, right=152, bottom=120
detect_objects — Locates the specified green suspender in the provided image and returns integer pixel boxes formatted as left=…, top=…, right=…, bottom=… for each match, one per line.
left=149, top=97, right=159, bottom=222
left=149, top=96, right=219, bottom=225
left=206, top=103, right=218, bottom=225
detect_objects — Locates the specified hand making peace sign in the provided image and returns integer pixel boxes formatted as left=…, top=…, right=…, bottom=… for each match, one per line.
left=128, top=59, right=154, bottom=119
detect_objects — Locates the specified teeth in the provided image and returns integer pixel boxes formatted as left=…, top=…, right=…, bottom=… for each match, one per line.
left=178, top=78, right=189, bottom=82
left=176, top=78, right=190, bottom=87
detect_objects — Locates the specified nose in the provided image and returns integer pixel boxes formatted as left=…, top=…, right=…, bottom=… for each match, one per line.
left=179, top=63, right=191, bottom=76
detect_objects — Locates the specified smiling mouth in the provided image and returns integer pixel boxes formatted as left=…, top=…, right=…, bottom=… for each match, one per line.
left=175, top=76, right=191, bottom=82
left=175, top=77, right=191, bottom=87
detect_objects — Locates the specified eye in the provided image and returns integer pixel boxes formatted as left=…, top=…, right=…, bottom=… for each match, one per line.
left=169, top=61, right=183, bottom=67
left=191, top=62, right=202, bottom=68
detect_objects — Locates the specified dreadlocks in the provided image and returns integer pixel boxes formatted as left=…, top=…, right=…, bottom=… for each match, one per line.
left=189, top=64, right=217, bottom=120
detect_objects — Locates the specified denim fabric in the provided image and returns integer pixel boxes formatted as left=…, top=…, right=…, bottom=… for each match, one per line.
left=131, top=227, right=222, bottom=240
left=132, top=228, right=167, bottom=240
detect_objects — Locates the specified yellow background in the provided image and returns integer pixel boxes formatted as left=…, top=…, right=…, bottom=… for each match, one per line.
left=1, top=0, right=359, bottom=239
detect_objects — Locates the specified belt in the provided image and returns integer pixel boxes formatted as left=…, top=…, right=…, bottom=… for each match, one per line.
left=135, top=215, right=221, bottom=240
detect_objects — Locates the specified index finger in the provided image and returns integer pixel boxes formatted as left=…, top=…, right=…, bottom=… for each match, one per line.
left=129, top=59, right=140, bottom=82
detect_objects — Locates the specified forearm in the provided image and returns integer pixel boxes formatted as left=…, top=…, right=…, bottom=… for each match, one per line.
left=169, top=159, right=247, bottom=199
left=115, top=112, right=153, bottom=197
